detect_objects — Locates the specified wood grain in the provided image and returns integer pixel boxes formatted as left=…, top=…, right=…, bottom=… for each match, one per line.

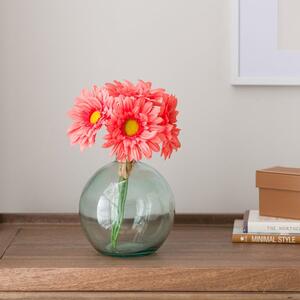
left=0, top=225, right=19, bottom=258
left=0, top=224, right=300, bottom=292
left=0, top=292, right=300, bottom=300
left=2, top=266, right=300, bottom=292
left=174, top=214, right=243, bottom=224
left=0, top=213, right=242, bottom=225
left=0, top=214, right=80, bottom=224
left=3, top=225, right=300, bottom=268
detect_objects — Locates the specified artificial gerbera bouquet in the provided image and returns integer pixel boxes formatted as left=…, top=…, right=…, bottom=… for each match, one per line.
left=68, top=80, right=180, bottom=249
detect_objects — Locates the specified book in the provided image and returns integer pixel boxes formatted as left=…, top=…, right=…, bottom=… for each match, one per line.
left=242, top=209, right=249, bottom=233
left=244, top=210, right=300, bottom=234
left=232, top=220, right=300, bottom=244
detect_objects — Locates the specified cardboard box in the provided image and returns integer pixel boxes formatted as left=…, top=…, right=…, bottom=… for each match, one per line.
left=256, top=167, right=300, bottom=220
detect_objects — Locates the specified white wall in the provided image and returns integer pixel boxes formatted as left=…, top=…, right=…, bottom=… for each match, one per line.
left=278, top=0, right=300, bottom=50
left=1, top=0, right=300, bottom=213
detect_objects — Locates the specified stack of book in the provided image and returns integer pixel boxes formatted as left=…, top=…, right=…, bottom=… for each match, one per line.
left=232, top=210, right=300, bottom=244
left=232, top=166, right=300, bottom=244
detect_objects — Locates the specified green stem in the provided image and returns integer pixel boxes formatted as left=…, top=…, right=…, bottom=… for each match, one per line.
left=111, top=161, right=133, bottom=250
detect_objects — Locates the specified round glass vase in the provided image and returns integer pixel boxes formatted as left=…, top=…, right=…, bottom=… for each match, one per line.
left=79, top=161, right=175, bottom=257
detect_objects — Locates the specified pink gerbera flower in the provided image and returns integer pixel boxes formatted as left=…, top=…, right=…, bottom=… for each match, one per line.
left=159, top=94, right=181, bottom=159
left=103, top=96, right=163, bottom=161
left=105, top=80, right=165, bottom=104
left=161, top=125, right=181, bottom=159
left=105, top=80, right=181, bottom=159
left=67, top=86, right=110, bottom=151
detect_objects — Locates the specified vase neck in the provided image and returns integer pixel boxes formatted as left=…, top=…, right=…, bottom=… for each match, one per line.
left=118, top=160, right=135, bottom=179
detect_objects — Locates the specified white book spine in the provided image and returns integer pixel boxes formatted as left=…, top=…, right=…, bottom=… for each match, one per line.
left=248, top=222, right=300, bottom=234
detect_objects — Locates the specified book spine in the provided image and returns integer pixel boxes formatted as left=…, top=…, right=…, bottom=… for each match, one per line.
left=242, top=210, right=249, bottom=233
left=232, top=233, right=300, bottom=244
left=248, top=222, right=300, bottom=234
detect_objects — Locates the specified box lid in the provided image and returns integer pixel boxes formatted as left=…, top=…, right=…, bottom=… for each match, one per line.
left=256, top=166, right=300, bottom=192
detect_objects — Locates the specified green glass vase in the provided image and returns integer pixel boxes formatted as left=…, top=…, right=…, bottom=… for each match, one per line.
left=79, top=161, right=175, bottom=257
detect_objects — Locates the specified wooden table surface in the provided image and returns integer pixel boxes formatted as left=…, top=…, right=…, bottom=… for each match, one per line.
left=1, top=221, right=300, bottom=299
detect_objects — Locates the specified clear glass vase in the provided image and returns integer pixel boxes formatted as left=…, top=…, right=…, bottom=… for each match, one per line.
left=79, top=161, right=175, bottom=257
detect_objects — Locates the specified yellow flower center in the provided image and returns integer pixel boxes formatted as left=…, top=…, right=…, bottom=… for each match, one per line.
left=124, top=119, right=139, bottom=136
left=89, top=111, right=101, bottom=125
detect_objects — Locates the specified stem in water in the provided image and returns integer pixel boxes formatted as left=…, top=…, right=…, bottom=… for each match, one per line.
left=111, top=161, right=133, bottom=249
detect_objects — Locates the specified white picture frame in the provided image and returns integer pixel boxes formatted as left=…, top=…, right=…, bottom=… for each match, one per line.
left=231, top=0, right=300, bottom=86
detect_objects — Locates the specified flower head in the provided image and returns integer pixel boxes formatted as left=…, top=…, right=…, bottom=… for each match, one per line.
left=103, top=96, right=163, bottom=161
left=161, top=125, right=181, bottom=159
left=67, top=86, right=110, bottom=151
left=105, top=80, right=165, bottom=104
left=104, top=80, right=181, bottom=159
left=159, top=94, right=181, bottom=159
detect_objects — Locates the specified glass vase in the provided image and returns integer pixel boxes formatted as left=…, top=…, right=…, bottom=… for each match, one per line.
left=79, top=161, right=175, bottom=257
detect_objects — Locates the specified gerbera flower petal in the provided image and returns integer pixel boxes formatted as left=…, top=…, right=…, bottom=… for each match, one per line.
left=140, top=142, right=152, bottom=158
left=140, top=130, right=157, bottom=140
left=67, top=86, right=111, bottom=150
left=161, top=125, right=181, bottom=159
